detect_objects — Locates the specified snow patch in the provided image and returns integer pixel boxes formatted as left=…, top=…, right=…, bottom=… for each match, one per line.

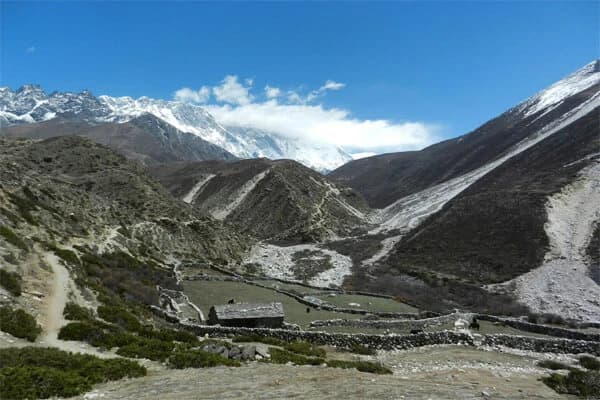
left=520, top=60, right=600, bottom=117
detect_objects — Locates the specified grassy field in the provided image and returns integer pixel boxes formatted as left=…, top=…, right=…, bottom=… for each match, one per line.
left=314, top=294, right=417, bottom=313
left=183, top=280, right=362, bottom=327
left=251, top=280, right=329, bottom=295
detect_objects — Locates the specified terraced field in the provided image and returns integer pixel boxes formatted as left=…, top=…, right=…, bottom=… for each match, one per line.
left=182, top=280, right=363, bottom=327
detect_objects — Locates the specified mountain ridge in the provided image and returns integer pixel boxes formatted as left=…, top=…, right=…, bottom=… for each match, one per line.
left=0, top=86, right=351, bottom=172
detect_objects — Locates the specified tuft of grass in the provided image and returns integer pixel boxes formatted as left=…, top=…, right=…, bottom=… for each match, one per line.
left=537, top=360, right=573, bottom=371
left=63, top=302, right=94, bottom=321
left=284, top=341, right=326, bottom=358
left=267, top=348, right=324, bottom=366
left=0, top=306, right=42, bottom=342
left=0, top=347, right=146, bottom=400
left=0, top=226, right=27, bottom=251
left=326, top=359, right=393, bottom=375
left=0, top=269, right=22, bottom=296
left=542, top=369, right=600, bottom=397
left=579, top=355, right=600, bottom=371
left=348, top=344, right=377, bottom=356
left=167, top=349, right=240, bottom=369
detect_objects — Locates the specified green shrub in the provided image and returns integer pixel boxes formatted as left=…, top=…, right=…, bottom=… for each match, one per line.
left=267, top=348, right=324, bottom=366
left=0, top=306, right=42, bottom=342
left=63, top=302, right=94, bottom=321
left=0, top=269, right=22, bottom=296
left=116, top=337, right=175, bottom=361
left=0, top=367, right=91, bottom=399
left=326, top=359, right=392, bottom=375
left=579, top=356, right=600, bottom=371
left=0, top=226, right=27, bottom=251
left=537, top=360, right=573, bottom=371
left=167, top=349, right=240, bottom=369
left=58, top=321, right=113, bottom=348
left=58, top=321, right=137, bottom=349
left=542, top=369, right=600, bottom=397
left=139, top=327, right=198, bottom=344
left=49, top=245, right=80, bottom=265
left=97, top=305, right=142, bottom=332
left=0, top=347, right=146, bottom=400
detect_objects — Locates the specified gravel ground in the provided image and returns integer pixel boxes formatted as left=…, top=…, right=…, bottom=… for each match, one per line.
left=68, top=345, right=569, bottom=400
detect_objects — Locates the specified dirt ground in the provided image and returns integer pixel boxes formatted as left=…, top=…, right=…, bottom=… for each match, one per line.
left=68, top=345, right=571, bottom=400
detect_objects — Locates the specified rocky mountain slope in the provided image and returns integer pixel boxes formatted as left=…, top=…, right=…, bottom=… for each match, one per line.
left=330, top=60, right=600, bottom=208
left=230, top=60, right=600, bottom=321
left=0, top=136, right=249, bottom=323
left=149, top=158, right=370, bottom=243
left=325, top=60, right=600, bottom=321
left=0, top=114, right=237, bottom=165
left=0, top=85, right=351, bottom=171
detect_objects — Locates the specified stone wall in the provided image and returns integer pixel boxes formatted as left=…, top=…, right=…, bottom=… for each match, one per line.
left=178, top=321, right=474, bottom=350
left=477, top=314, right=600, bottom=342
left=482, top=334, right=600, bottom=356
left=151, top=307, right=600, bottom=356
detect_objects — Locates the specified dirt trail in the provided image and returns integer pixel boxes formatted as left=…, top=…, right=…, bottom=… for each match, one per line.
left=40, top=252, right=69, bottom=346
left=35, top=251, right=110, bottom=357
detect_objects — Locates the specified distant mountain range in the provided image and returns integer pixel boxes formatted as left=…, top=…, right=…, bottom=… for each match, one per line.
left=1, top=60, right=598, bottom=321
left=0, top=85, right=351, bottom=172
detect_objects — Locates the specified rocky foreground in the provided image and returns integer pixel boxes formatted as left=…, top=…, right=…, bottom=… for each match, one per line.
left=72, top=346, right=569, bottom=400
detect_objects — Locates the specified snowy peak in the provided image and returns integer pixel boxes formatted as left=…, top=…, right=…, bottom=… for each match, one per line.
left=519, top=59, right=600, bottom=117
left=0, top=86, right=351, bottom=172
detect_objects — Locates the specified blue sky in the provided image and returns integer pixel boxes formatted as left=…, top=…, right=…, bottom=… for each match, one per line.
left=1, top=1, right=598, bottom=154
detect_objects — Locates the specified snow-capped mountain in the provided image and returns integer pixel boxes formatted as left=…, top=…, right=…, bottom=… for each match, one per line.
left=0, top=86, right=352, bottom=172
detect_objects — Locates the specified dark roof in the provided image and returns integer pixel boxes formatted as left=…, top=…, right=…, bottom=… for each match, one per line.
left=211, top=302, right=284, bottom=320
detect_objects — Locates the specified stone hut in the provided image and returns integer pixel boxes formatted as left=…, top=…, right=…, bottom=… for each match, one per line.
left=208, top=302, right=284, bottom=328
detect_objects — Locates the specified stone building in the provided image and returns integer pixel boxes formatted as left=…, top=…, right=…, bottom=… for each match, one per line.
left=208, top=302, right=284, bottom=328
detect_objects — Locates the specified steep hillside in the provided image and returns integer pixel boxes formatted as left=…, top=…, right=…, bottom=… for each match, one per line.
left=330, top=61, right=600, bottom=208
left=0, top=114, right=237, bottom=165
left=0, top=136, right=249, bottom=325
left=231, top=61, right=600, bottom=320
left=149, top=159, right=371, bottom=242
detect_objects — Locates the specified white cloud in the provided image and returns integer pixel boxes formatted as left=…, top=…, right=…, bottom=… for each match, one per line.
left=264, top=85, right=281, bottom=99
left=213, top=75, right=253, bottom=105
left=25, top=46, right=36, bottom=54
left=174, top=86, right=210, bottom=103
left=320, top=80, right=345, bottom=91
left=205, top=101, right=438, bottom=153
left=174, top=75, right=439, bottom=154
left=351, top=152, right=377, bottom=160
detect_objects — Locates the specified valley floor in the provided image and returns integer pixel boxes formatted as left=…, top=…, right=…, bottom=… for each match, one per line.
left=69, top=345, right=569, bottom=400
